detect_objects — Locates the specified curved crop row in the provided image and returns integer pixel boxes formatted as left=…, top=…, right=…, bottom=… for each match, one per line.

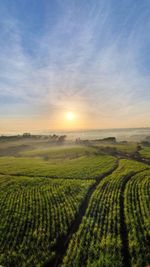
left=140, top=147, right=150, bottom=160
left=62, top=160, right=148, bottom=267
left=0, top=155, right=115, bottom=179
left=124, top=169, right=150, bottom=267
left=0, top=176, right=94, bottom=267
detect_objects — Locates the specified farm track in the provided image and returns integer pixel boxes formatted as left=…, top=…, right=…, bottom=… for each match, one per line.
left=119, top=153, right=150, bottom=166
left=45, top=159, right=150, bottom=267
left=43, top=160, right=119, bottom=267
left=120, top=173, right=133, bottom=267
left=90, top=143, right=150, bottom=165
left=0, top=147, right=150, bottom=267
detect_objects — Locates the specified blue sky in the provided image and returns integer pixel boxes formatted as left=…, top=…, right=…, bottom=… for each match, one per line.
left=0, top=0, right=150, bottom=131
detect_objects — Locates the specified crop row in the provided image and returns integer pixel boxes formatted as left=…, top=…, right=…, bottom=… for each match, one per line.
left=62, top=159, right=148, bottom=267
left=140, top=146, right=150, bottom=159
left=0, top=176, right=94, bottom=267
left=125, top=169, right=150, bottom=267
left=0, top=155, right=115, bottom=179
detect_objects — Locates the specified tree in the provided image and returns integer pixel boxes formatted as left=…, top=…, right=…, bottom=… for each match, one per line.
left=57, top=135, right=67, bottom=144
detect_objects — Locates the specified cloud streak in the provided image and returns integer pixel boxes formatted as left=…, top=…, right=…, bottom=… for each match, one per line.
left=0, top=0, right=150, bottom=130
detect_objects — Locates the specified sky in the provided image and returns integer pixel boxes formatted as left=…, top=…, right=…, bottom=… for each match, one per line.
left=0, top=0, right=150, bottom=132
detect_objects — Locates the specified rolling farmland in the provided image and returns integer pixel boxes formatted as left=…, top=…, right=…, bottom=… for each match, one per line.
left=1, top=0, right=150, bottom=266
left=62, top=160, right=149, bottom=267
left=0, top=154, right=115, bottom=179
left=0, top=139, right=149, bottom=267
left=125, top=169, right=150, bottom=267
left=0, top=176, right=94, bottom=266
left=140, top=146, right=150, bottom=160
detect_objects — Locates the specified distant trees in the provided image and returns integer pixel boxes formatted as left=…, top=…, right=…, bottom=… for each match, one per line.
left=23, top=133, right=31, bottom=138
left=50, top=134, right=67, bottom=144
left=75, top=138, right=81, bottom=144
left=141, top=141, right=150, bottom=147
left=57, top=135, right=67, bottom=144
left=0, top=133, right=67, bottom=144
left=137, top=144, right=142, bottom=151
left=99, top=137, right=116, bottom=143
left=92, top=137, right=117, bottom=144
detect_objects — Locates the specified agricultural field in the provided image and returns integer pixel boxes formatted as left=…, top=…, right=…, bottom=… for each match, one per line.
left=0, top=175, right=94, bottom=267
left=139, top=146, right=150, bottom=159
left=62, top=159, right=149, bottom=267
left=0, top=154, right=115, bottom=179
left=91, top=141, right=137, bottom=154
left=19, top=145, right=97, bottom=159
left=125, top=169, right=150, bottom=267
left=0, top=139, right=150, bottom=267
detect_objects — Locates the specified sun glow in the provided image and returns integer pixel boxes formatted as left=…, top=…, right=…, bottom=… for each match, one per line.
left=66, top=112, right=75, bottom=121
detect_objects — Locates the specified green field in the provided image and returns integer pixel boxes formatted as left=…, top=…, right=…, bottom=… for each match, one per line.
left=91, top=141, right=137, bottom=154
left=0, top=176, right=94, bottom=267
left=0, top=139, right=150, bottom=267
left=62, top=159, right=149, bottom=267
left=19, top=145, right=97, bottom=158
left=139, top=146, right=150, bottom=159
left=0, top=154, right=115, bottom=179
left=125, top=169, right=150, bottom=267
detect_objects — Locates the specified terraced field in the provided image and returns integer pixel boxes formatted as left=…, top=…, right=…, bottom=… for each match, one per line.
left=0, top=141, right=149, bottom=267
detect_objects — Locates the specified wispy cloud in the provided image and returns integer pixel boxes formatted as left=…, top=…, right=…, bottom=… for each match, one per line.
left=0, top=0, right=150, bottom=130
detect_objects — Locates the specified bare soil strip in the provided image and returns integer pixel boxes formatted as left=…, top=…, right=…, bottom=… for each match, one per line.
left=120, top=173, right=132, bottom=267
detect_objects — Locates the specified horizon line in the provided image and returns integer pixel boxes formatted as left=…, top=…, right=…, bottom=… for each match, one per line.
left=0, top=126, right=150, bottom=136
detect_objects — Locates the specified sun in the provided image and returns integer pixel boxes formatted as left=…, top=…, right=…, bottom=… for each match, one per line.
left=66, top=111, right=75, bottom=121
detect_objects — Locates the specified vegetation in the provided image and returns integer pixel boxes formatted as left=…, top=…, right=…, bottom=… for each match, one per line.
left=0, top=138, right=149, bottom=267
left=91, top=141, right=137, bottom=154
left=62, top=160, right=149, bottom=267
left=0, top=154, right=115, bottom=179
left=19, top=145, right=97, bottom=159
left=125, top=169, right=150, bottom=267
left=0, top=175, right=94, bottom=267
left=0, top=133, right=67, bottom=144
left=139, top=146, right=150, bottom=159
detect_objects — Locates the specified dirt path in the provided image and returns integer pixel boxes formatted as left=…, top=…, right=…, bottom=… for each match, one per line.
left=43, top=160, right=119, bottom=267
left=120, top=173, right=132, bottom=267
